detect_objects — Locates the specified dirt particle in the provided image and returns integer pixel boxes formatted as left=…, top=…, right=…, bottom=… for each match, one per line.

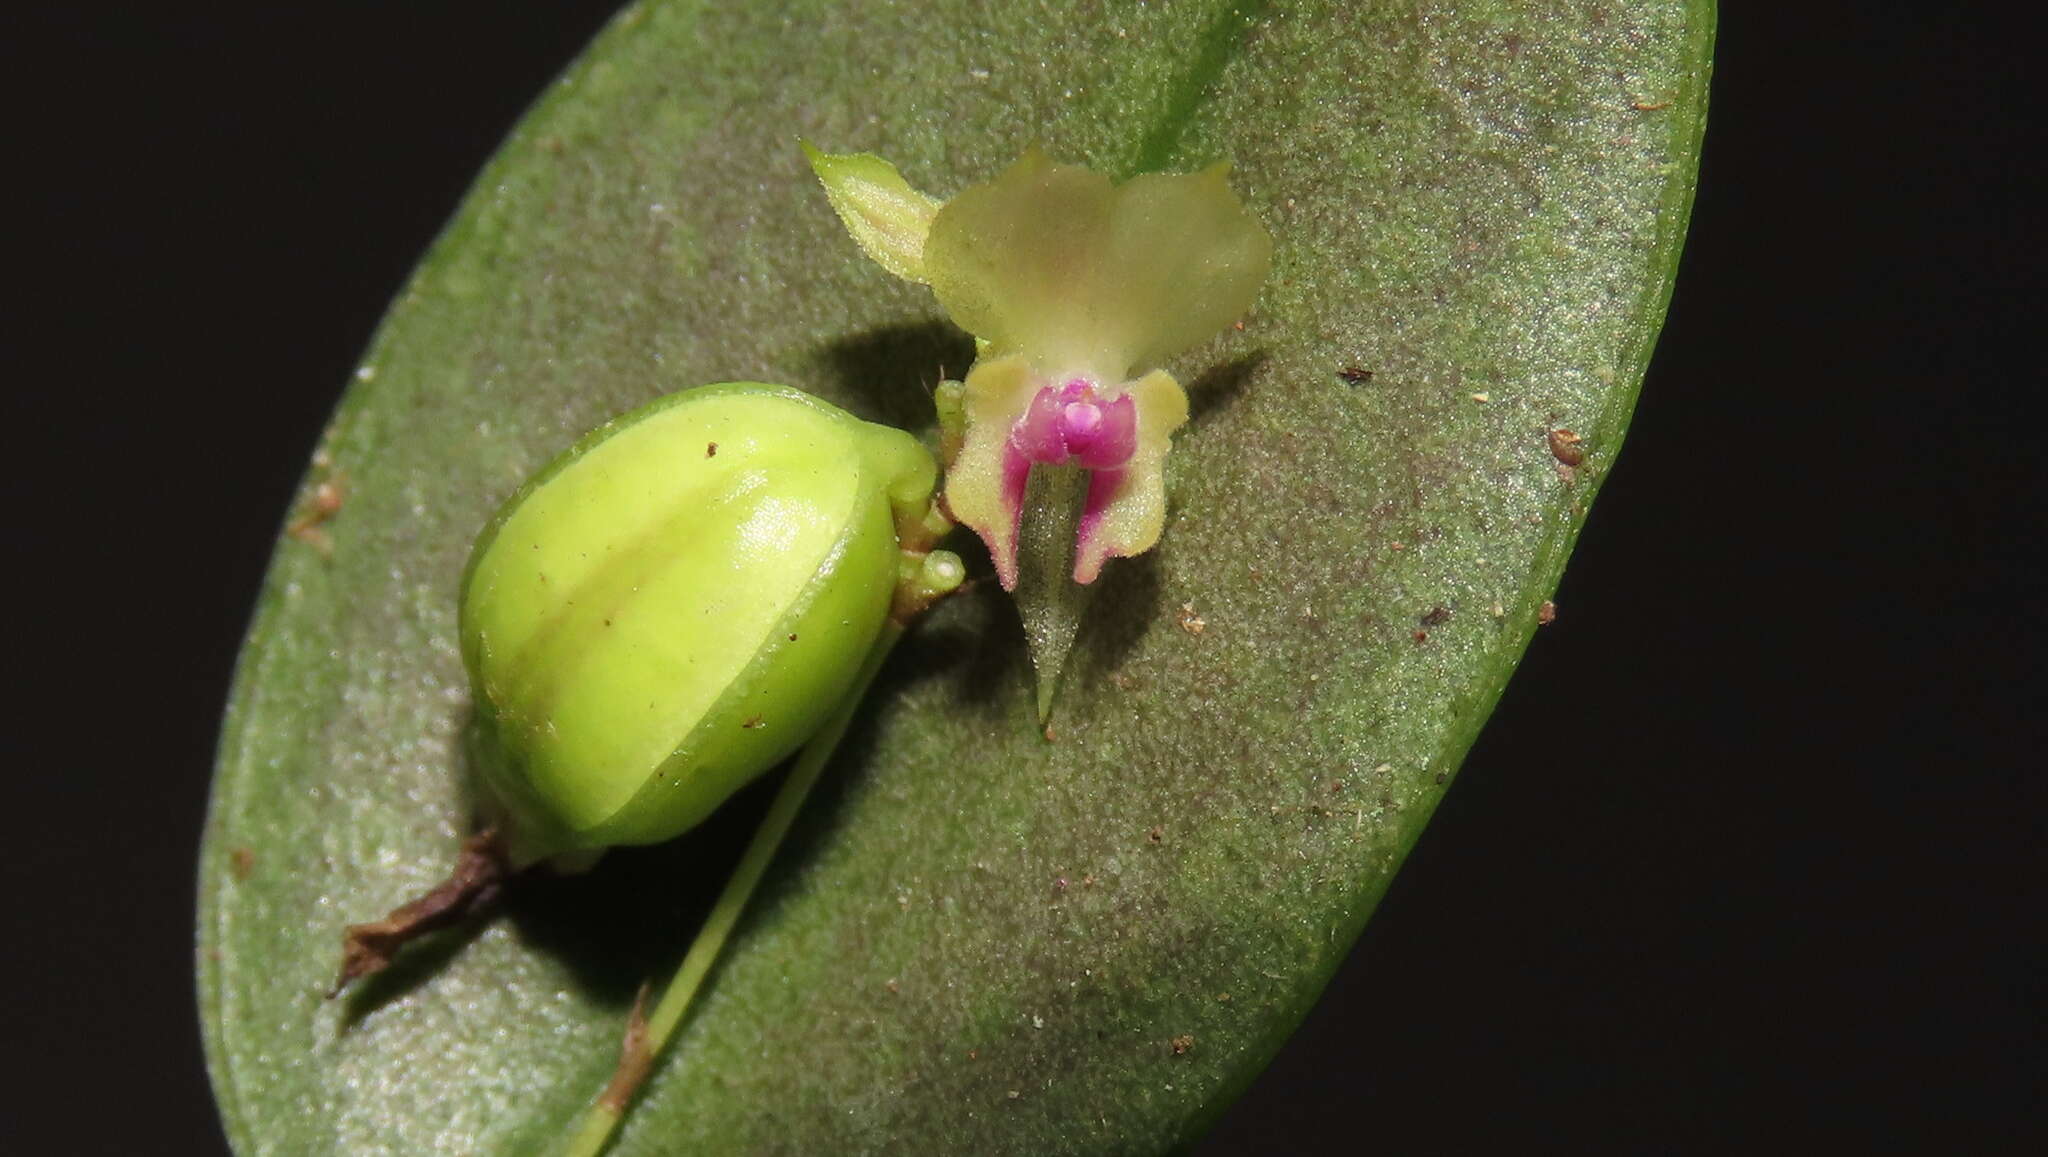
left=1053, top=876, right=1069, bottom=893
left=1435, top=771, right=1448, bottom=785
left=741, top=714, right=765, bottom=729
left=229, top=847, right=255, bottom=881
left=1412, top=629, right=1429, bottom=644
left=1547, top=428, right=1585, bottom=466
left=1042, top=724, right=1057, bottom=743
left=885, top=977, right=899, bottom=994
left=1081, top=874, right=1097, bottom=888
left=788, top=633, right=798, bottom=641
left=706, top=442, right=718, bottom=457
left=1538, top=600, right=1558, bottom=625
left=1147, top=825, right=1164, bottom=845
left=968, top=1049, right=979, bottom=1060
left=286, top=467, right=349, bottom=555
left=1420, top=605, right=1452, bottom=627
left=1470, top=392, right=1491, bottom=403
left=1389, top=540, right=1406, bottom=551
left=1171, top=1034, right=1195, bottom=1055
left=1216, top=992, right=1232, bottom=1002
left=1176, top=603, right=1207, bottom=636
left=1336, top=366, right=1374, bottom=385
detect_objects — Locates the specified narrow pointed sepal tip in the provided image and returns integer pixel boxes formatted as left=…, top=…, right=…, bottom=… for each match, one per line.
left=803, top=142, right=941, bottom=285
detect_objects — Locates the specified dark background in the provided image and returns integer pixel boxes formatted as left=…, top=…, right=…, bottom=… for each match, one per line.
left=10, top=4, right=2038, bottom=1153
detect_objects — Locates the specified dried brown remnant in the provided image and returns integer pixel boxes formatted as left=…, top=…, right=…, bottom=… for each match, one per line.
left=1538, top=600, right=1558, bottom=625
left=229, top=847, right=256, bottom=881
left=1412, top=629, right=1430, bottom=644
left=706, top=441, right=718, bottom=457
left=1335, top=366, right=1374, bottom=385
left=1548, top=428, right=1586, bottom=466
left=741, top=714, right=765, bottom=729
left=1176, top=602, right=1207, bottom=635
left=1147, top=825, right=1164, bottom=844
left=597, top=983, right=655, bottom=1113
left=1171, top=1034, right=1196, bottom=1055
left=885, top=978, right=900, bottom=994
left=332, top=827, right=507, bottom=996
left=286, top=466, right=349, bottom=554
left=1420, top=605, right=1452, bottom=627
left=1632, top=98, right=1672, bottom=111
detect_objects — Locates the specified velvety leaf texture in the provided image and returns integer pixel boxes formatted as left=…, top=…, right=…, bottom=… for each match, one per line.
left=198, top=1, right=1712, bottom=1153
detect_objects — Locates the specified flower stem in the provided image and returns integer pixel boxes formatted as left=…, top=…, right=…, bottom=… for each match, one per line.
left=557, top=620, right=907, bottom=1157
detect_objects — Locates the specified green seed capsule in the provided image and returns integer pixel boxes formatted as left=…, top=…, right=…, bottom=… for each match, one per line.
left=460, top=383, right=949, bottom=867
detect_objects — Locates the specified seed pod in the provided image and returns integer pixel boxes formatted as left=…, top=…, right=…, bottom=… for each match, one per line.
left=460, top=383, right=950, bottom=867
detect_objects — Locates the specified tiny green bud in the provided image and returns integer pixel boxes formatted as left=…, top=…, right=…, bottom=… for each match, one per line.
left=460, top=383, right=953, bottom=866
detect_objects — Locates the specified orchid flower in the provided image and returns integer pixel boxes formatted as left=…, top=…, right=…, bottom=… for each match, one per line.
left=809, top=145, right=1271, bottom=590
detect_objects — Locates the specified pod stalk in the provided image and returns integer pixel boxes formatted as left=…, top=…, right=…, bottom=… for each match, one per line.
left=558, top=620, right=908, bottom=1157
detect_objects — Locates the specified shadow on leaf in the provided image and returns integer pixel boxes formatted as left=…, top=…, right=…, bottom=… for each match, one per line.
left=812, top=320, right=974, bottom=433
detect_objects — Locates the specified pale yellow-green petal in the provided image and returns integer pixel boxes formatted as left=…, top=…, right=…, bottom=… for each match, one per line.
left=1074, top=369, right=1189, bottom=582
left=942, top=355, right=1041, bottom=588
left=1099, top=165, right=1272, bottom=375
left=924, top=149, right=1271, bottom=381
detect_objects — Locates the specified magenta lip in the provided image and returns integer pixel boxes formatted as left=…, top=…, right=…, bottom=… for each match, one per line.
left=1010, top=379, right=1137, bottom=469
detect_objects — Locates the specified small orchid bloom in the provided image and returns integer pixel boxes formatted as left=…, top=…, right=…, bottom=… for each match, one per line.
left=811, top=145, right=1271, bottom=589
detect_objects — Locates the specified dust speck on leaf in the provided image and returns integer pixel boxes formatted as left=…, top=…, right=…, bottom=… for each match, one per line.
left=1147, top=826, right=1164, bottom=845
left=1538, top=600, right=1558, bottom=625
left=1176, top=603, right=1207, bottom=636
left=1171, top=1034, right=1195, bottom=1055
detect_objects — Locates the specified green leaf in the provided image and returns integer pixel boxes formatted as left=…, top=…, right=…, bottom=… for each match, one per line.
left=198, top=1, right=1712, bottom=1153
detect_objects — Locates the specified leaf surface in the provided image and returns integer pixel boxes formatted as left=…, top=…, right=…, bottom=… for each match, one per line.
left=199, top=1, right=1712, bottom=1152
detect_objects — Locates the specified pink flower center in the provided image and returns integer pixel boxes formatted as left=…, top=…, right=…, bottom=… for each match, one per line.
left=1011, top=378, right=1137, bottom=469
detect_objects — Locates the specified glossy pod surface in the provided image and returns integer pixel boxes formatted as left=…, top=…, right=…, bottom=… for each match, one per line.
left=460, top=383, right=938, bottom=864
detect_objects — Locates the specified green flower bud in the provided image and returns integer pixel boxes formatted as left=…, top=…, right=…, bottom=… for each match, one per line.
left=460, top=383, right=954, bottom=867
